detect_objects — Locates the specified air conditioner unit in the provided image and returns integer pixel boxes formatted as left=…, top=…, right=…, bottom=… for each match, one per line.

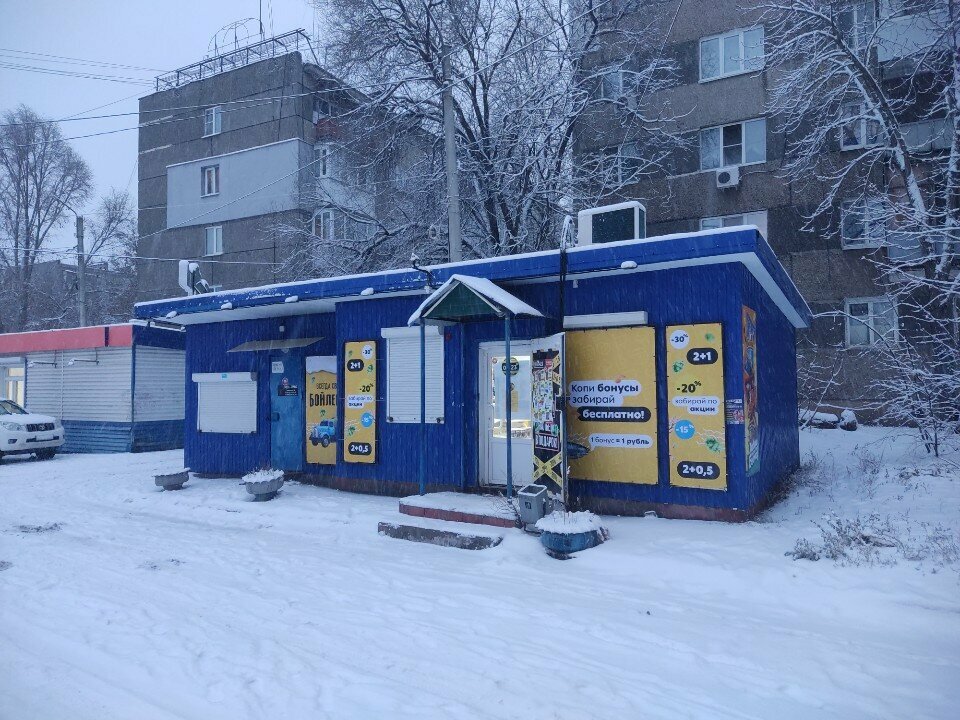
left=716, top=166, right=740, bottom=189
left=577, top=201, right=646, bottom=246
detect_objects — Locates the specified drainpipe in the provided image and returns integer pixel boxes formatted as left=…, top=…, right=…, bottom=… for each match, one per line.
left=419, top=318, right=426, bottom=496
left=504, top=312, right=513, bottom=499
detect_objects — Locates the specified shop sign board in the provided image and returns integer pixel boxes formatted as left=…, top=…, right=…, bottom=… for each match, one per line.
left=531, top=334, right=565, bottom=497
left=742, top=306, right=760, bottom=475
left=305, top=355, right=338, bottom=465
left=666, top=323, right=727, bottom=490
left=565, top=326, right=658, bottom=484
left=344, top=341, right=377, bottom=463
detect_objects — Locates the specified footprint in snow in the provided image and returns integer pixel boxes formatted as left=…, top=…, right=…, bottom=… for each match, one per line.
left=140, top=558, right=185, bottom=571
left=0, top=560, right=11, bottom=571
left=18, top=522, right=62, bottom=534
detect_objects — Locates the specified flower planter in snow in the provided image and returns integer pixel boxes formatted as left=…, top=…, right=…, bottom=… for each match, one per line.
left=536, top=511, right=607, bottom=555
left=155, top=469, right=189, bottom=491
left=243, top=470, right=285, bottom=501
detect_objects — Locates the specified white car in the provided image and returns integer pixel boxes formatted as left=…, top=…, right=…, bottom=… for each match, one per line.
left=0, top=399, right=64, bottom=461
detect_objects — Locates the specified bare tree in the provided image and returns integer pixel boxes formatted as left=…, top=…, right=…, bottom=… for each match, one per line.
left=277, top=0, right=683, bottom=279
left=760, top=0, right=959, bottom=451
left=0, top=105, right=91, bottom=332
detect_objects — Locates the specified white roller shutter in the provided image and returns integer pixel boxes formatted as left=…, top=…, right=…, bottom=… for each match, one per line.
left=382, top=327, right=444, bottom=423
left=194, top=372, right=257, bottom=434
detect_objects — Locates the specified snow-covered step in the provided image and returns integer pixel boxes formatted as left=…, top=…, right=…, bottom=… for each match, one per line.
left=377, top=519, right=504, bottom=550
left=398, top=491, right=518, bottom=529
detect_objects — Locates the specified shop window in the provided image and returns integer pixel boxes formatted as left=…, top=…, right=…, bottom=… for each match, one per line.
left=700, top=118, right=766, bottom=169
left=201, top=164, right=220, bottom=197
left=845, top=297, right=898, bottom=347
left=841, top=199, right=886, bottom=248
left=382, top=326, right=444, bottom=423
left=203, top=106, right=222, bottom=137
left=195, top=374, right=257, bottom=433
left=701, top=210, right=769, bottom=239
left=204, top=226, right=223, bottom=256
left=700, top=27, right=764, bottom=81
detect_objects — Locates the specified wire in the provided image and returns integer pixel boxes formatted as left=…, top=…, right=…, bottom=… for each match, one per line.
left=0, top=48, right=168, bottom=73
left=0, top=61, right=154, bottom=85
left=12, top=244, right=283, bottom=266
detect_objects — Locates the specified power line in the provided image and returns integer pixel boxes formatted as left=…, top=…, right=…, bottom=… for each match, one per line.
left=0, top=61, right=155, bottom=85
left=0, top=47, right=170, bottom=73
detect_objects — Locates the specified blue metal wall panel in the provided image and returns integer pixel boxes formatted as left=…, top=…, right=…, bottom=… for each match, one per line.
left=131, top=419, right=184, bottom=452
left=180, top=258, right=801, bottom=511
left=61, top=420, right=132, bottom=453
left=183, top=314, right=335, bottom=475
left=132, top=324, right=186, bottom=350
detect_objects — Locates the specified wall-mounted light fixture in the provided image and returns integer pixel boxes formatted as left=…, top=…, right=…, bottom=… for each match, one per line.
left=27, top=360, right=57, bottom=368
left=67, top=357, right=99, bottom=366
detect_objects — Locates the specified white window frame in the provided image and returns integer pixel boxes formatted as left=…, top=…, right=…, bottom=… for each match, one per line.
left=840, top=199, right=886, bottom=248
left=700, top=118, right=767, bottom=170
left=699, top=26, right=765, bottom=82
left=844, top=297, right=898, bottom=347
left=313, top=209, right=335, bottom=240
left=203, top=106, right=222, bottom=137
left=204, top=225, right=223, bottom=256
left=314, top=142, right=330, bottom=177
left=836, top=2, right=874, bottom=51
left=598, top=67, right=624, bottom=101
left=840, top=102, right=882, bottom=150
left=700, top=210, right=769, bottom=239
left=201, top=164, right=220, bottom=197
left=382, top=326, right=445, bottom=423
left=193, top=372, right=257, bottom=434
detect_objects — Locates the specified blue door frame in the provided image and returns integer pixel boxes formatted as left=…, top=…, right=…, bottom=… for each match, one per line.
left=269, top=354, right=304, bottom=472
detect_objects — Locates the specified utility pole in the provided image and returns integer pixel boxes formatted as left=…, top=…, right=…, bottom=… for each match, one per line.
left=441, top=44, right=462, bottom=262
left=75, top=215, right=87, bottom=327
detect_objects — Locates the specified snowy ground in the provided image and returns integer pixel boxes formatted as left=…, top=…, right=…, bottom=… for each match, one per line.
left=1, top=428, right=958, bottom=720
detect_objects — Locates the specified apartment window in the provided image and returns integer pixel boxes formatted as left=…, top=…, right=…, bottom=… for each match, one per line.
left=312, top=97, right=331, bottom=123
left=845, top=297, right=897, bottom=347
left=598, top=67, right=623, bottom=100
left=203, top=106, right=222, bottom=137
left=701, top=210, right=769, bottom=239
left=841, top=199, right=886, bottom=248
left=314, top=143, right=330, bottom=177
left=201, top=165, right=220, bottom=196
left=700, top=27, right=764, bottom=81
left=204, top=226, right=223, bottom=256
left=700, top=118, right=766, bottom=169
left=382, top=326, right=444, bottom=423
left=312, top=209, right=336, bottom=240
left=903, top=118, right=951, bottom=152
left=836, top=3, right=875, bottom=51
left=841, top=103, right=881, bottom=149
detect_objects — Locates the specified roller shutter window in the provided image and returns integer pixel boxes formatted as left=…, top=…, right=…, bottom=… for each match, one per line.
left=383, top=327, right=444, bottom=423
left=196, top=378, right=257, bottom=433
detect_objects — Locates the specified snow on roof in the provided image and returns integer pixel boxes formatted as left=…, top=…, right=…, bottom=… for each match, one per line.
left=134, top=227, right=812, bottom=329
left=407, top=274, right=544, bottom=326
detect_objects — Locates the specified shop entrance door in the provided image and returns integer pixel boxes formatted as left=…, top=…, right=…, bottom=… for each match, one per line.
left=479, top=341, right=533, bottom=487
left=269, top=354, right=304, bottom=472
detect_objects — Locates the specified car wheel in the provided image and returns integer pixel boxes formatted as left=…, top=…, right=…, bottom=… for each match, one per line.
left=321, top=436, right=330, bottom=448
left=36, top=449, right=57, bottom=460
left=310, top=437, right=319, bottom=446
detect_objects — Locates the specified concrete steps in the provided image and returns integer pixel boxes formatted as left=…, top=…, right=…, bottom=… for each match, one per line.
left=398, top=491, right=518, bottom=529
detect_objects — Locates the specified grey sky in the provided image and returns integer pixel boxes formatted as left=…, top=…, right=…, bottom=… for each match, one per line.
left=0, top=0, right=316, bottom=248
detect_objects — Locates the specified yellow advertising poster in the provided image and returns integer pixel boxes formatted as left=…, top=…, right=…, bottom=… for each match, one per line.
left=343, top=340, right=377, bottom=463
left=566, top=326, right=658, bottom=484
left=666, top=323, right=727, bottom=490
left=305, top=355, right=338, bottom=465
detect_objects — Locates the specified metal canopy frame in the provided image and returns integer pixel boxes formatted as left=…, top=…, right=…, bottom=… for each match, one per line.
left=408, top=276, right=544, bottom=499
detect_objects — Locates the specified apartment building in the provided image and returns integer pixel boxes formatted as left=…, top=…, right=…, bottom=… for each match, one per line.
left=137, top=31, right=394, bottom=301
left=576, top=1, right=948, bottom=412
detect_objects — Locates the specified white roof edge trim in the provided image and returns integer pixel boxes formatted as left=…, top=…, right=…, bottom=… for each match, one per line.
left=191, top=371, right=257, bottom=382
